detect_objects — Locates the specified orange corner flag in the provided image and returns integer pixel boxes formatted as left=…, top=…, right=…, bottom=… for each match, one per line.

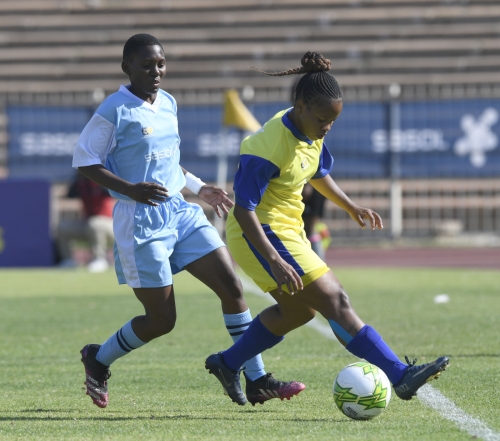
left=223, top=89, right=261, bottom=132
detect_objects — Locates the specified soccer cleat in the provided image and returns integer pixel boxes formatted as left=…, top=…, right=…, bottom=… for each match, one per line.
left=244, top=372, right=306, bottom=406
left=394, top=355, right=449, bottom=400
left=80, top=344, right=111, bottom=408
left=205, top=352, right=247, bottom=405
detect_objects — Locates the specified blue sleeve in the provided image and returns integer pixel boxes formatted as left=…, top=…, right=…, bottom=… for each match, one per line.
left=234, top=154, right=280, bottom=210
left=311, top=143, right=334, bottom=179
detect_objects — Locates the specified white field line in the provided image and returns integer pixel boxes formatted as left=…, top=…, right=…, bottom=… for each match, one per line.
left=418, top=385, right=500, bottom=441
left=240, top=273, right=500, bottom=441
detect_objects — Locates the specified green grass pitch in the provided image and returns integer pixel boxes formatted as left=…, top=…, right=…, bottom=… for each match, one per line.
left=0, top=266, right=499, bottom=440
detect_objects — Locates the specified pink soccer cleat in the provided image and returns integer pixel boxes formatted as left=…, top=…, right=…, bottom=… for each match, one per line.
left=245, top=372, right=306, bottom=406
left=80, top=344, right=111, bottom=408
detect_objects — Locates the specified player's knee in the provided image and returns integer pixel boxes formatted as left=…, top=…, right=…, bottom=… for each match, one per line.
left=298, top=308, right=316, bottom=325
left=157, top=318, right=176, bottom=336
left=214, top=274, right=245, bottom=305
left=164, top=322, right=176, bottom=335
left=149, top=313, right=176, bottom=337
left=331, top=286, right=352, bottom=311
left=221, top=271, right=244, bottom=296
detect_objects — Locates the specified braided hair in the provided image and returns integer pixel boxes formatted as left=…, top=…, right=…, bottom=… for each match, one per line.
left=255, top=52, right=342, bottom=105
left=123, top=33, right=163, bottom=62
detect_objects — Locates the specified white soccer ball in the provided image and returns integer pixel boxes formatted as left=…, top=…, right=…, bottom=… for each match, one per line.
left=333, top=362, right=391, bottom=420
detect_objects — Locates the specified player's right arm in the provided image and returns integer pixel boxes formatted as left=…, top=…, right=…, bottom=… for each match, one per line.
left=78, top=164, right=168, bottom=206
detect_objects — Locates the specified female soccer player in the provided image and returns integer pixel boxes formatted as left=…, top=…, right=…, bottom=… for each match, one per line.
left=205, top=52, right=449, bottom=405
left=73, top=34, right=304, bottom=408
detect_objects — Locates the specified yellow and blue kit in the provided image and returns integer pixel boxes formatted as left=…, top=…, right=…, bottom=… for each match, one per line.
left=226, top=109, right=334, bottom=293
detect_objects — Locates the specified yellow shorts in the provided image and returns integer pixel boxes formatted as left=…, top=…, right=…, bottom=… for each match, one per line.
left=226, top=215, right=330, bottom=294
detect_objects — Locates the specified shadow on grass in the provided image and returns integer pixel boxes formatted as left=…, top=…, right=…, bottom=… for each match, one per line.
left=1, top=410, right=347, bottom=424
left=449, top=353, right=500, bottom=358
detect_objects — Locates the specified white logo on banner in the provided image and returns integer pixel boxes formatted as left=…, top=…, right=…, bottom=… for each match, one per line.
left=19, top=132, right=80, bottom=156
left=371, top=129, right=448, bottom=153
left=454, top=108, right=499, bottom=168
left=197, top=132, right=247, bottom=156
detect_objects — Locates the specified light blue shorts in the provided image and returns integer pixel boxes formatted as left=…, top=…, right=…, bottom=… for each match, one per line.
left=113, top=193, right=225, bottom=288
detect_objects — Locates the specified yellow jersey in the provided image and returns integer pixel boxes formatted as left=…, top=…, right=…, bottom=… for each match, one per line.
left=232, top=108, right=333, bottom=229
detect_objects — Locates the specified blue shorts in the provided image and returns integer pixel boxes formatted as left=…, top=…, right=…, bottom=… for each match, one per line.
left=113, top=193, right=225, bottom=288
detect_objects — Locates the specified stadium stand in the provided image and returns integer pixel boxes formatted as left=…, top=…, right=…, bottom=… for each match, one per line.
left=323, top=179, right=500, bottom=240
left=0, top=0, right=499, bottom=95
left=1, top=0, right=499, bottom=240
left=1, top=0, right=500, bottom=153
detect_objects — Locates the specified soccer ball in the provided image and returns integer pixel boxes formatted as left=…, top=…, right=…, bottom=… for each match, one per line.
left=333, top=362, right=391, bottom=420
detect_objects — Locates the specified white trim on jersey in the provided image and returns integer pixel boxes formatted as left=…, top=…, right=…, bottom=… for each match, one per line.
left=113, top=200, right=141, bottom=288
left=73, top=113, right=116, bottom=168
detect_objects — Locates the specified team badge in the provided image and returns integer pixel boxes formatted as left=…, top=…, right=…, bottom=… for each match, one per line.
left=301, top=158, right=309, bottom=169
left=142, top=126, right=154, bottom=136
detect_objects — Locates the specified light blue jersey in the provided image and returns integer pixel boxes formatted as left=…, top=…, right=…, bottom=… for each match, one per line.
left=73, top=85, right=186, bottom=200
left=73, top=85, right=224, bottom=288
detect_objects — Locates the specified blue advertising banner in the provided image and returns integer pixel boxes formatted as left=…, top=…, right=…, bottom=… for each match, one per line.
left=6, top=98, right=500, bottom=183
left=368, top=100, right=500, bottom=178
left=178, top=98, right=500, bottom=180
left=0, top=179, right=53, bottom=267
left=7, top=106, right=93, bottom=182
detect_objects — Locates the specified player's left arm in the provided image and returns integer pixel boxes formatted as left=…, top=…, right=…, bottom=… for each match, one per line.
left=310, top=175, right=383, bottom=230
left=180, top=166, right=234, bottom=218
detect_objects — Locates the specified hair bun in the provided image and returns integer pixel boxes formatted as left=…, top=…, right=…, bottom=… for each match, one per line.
left=300, top=52, right=331, bottom=73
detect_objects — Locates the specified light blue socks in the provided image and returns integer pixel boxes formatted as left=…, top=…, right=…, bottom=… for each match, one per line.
left=96, top=320, right=146, bottom=366
left=223, top=310, right=266, bottom=381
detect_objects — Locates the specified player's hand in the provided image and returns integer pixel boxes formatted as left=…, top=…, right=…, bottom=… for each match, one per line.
left=269, top=258, right=304, bottom=295
left=348, top=205, right=383, bottom=230
left=128, top=182, right=169, bottom=206
left=198, top=185, right=234, bottom=218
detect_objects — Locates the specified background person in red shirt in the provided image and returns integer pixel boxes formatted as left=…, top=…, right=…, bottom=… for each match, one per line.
left=56, top=173, right=115, bottom=272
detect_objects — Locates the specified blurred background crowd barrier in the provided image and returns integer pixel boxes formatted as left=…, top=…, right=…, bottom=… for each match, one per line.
left=0, top=0, right=499, bottom=265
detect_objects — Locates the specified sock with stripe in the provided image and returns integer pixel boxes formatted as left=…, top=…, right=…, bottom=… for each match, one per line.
left=95, top=320, right=146, bottom=366
left=222, top=315, right=284, bottom=372
left=346, top=325, right=408, bottom=385
left=223, top=310, right=266, bottom=381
